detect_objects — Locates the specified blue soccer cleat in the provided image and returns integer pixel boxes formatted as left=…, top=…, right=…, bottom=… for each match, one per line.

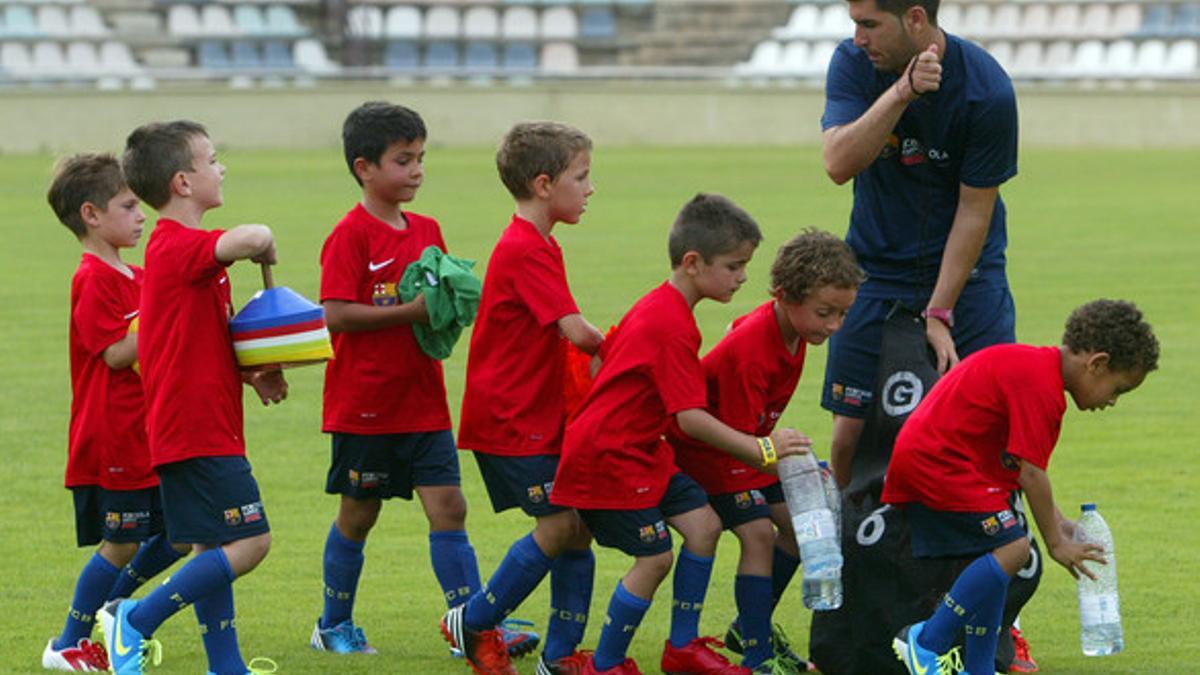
left=98, top=599, right=162, bottom=675
left=310, top=619, right=378, bottom=654
left=892, top=622, right=963, bottom=675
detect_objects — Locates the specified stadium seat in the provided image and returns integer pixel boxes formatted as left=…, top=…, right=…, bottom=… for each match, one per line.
left=65, top=40, right=99, bottom=75
left=1, top=42, right=32, bottom=76
left=1133, top=38, right=1168, bottom=75
left=197, top=40, right=231, bottom=68
left=774, top=5, right=818, bottom=40
left=293, top=38, right=336, bottom=73
left=816, top=4, right=851, bottom=39
left=961, top=4, right=991, bottom=38
left=1010, top=40, right=1042, bottom=78
left=234, top=5, right=267, bottom=36
left=99, top=41, right=139, bottom=74
left=347, top=6, right=383, bottom=39
left=383, top=40, right=418, bottom=69
left=464, top=40, right=498, bottom=69
left=32, top=40, right=67, bottom=76
left=579, top=7, right=615, bottom=39
left=1051, top=4, right=1082, bottom=38
left=4, top=5, right=41, bottom=38
left=501, top=6, right=537, bottom=39
left=1137, top=5, right=1173, bottom=38
left=990, top=4, right=1020, bottom=40
left=987, top=40, right=1014, bottom=71
left=36, top=5, right=69, bottom=37
left=1173, top=4, right=1200, bottom=37
left=1165, top=39, right=1198, bottom=74
left=463, top=6, right=498, bottom=39
left=1067, top=39, right=1104, bottom=77
left=779, top=39, right=812, bottom=75
left=262, top=39, right=293, bottom=68
left=1018, top=4, right=1051, bottom=40
left=423, top=40, right=458, bottom=69
left=168, top=4, right=201, bottom=37
left=1110, top=4, right=1142, bottom=37
left=936, top=3, right=961, bottom=34
left=502, top=42, right=537, bottom=71
left=539, top=41, right=577, bottom=72
left=1080, top=4, right=1111, bottom=38
left=540, top=6, right=578, bottom=39
left=808, top=39, right=837, bottom=75
left=69, top=6, right=107, bottom=37
left=201, top=5, right=235, bottom=36
left=423, top=6, right=459, bottom=39
left=231, top=40, right=261, bottom=68
left=1041, top=39, right=1074, bottom=77
left=264, top=5, right=304, bottom=36
left=1103, top=39, right=1136, bottom=76
left=736, top=39, right=782, bottom=75
left=384, top=5, right=420, bottom=39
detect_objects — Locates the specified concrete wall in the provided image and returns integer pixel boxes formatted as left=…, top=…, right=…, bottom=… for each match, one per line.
left=3, top=80, right=1199, bottom=153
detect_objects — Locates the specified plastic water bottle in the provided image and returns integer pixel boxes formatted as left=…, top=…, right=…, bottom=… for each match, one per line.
left=817, top=460, right=841, bottom=536
left=1075, top=503, right=1124, bottom=656
left=778, top=452, right=842, bottom=610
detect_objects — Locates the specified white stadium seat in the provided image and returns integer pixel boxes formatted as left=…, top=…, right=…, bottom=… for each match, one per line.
left=462, top=6, right=498, bottom=39
left=501, top=6, right=537, bottom=40
left=540, top=7, right=578, bottom=40
left=774, top=5, right=819, bottom=40
left=384, top=5, right=420, bottom=39
left=423, top=6, right=459, bottom=39
left=540, top=41, right=578, bottom=72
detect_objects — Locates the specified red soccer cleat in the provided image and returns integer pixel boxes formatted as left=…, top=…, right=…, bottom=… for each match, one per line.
left=661, top=637, right=751, bottom=675
left=582, top=655, right=644, bottom=675
left=440, top=605, right=518, bottom=675
left=42, top=638, right=110, bottom=672
left=1009, top=626, right=1039, bottom=673
left=537, top=649, right=594, bottom=675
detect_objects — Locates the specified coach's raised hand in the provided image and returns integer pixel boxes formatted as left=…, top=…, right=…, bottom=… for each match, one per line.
left=900, top=43, right=941, bottom=102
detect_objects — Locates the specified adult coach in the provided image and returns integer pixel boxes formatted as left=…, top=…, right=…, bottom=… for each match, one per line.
left=820, top=0, right=1018, bottom=487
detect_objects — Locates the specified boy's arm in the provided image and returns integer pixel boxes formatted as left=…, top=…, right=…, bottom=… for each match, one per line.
left=675, top=407, right=811, bottom=475
left=243, top=369, right=287, bottom=406
left=1018, top=460, right=1105, bottom=579
left=558, top=313, right=603, bottom=355
left=323, top=295, right=428, bottom=333
left=215, top=224, right=276, bottom=265
left=101, top=332, right=138, bottom=370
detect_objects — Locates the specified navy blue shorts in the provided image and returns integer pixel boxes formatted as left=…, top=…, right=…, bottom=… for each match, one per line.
left=579, top=473, right=710, bottom=557
left=822, top=282, right=1015, bottom=417
left=158, top=456, right=270, bottom=546
left=906, top=503, right=1028, bottom=559
left=474, top=452, right=566, bottom=516
left=710, top=482, right=783, bottom=530
left=326, top=430, right=460, bottom=501
left=72, top=485, right=165, bottom=547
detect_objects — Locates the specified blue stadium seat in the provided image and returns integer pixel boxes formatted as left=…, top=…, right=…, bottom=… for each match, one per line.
left=1173, top=4, right=1200, bottom=37
left=4, top=6, right=42, bottom=38
left=502, top=42, right=537, bottom=71
left=197, top=40, right=231, bottom=68
left=384, top=40, right=419, bottom=69
left=262, top=40, right=294, bottom=69
left=423, top=40, right=458, bottom=69
left=464, top=41, right=498, bottom=69
left=579, top=7, right=615, bottom=39
left=231, top=41, right=261, bottom=68
left=1137, top=4, right=1173, bottom=38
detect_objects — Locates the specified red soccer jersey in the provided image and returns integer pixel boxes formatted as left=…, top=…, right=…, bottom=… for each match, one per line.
left=459, top=216, right=581, bottom=456
left=140, top=219, right=244, bottom=467
left=882, top=344, right=1066, bottom=512
left=320, top=204, right=451, bottom=434
left=669, top=301, right=806, bottom=495
left=552, top=282, right=707, bottom=510
left=67, top=254, right=157, bottom=490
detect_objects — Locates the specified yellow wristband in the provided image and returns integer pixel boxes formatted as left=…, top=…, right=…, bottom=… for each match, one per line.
left=757, top=437, right=777, bottom=466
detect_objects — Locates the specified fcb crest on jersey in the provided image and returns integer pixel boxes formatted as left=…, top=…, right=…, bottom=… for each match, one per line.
left=980, top=515, right=1000, bottom=536
left=527, top=485, right=546, bottom=504
left=105, top=511, right=121, bottom=530
left=372, top=282, right=399, bottom=307
left=638, top=525, right=656, bottom=543
left=224, top=508, right=242, bottom=527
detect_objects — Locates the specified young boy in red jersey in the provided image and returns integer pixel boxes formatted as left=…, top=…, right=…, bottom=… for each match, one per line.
left=442, top=121, right=604, bottom=675
left=43, top=154, right=188, bottom=672
left=313, top=101, right=514, bottom=657
left=552, top=194, right=813, bottom=675
left=886, top=299, right=1158, bottom=675
left=100, top=121, right=288, bottom=675
left=668, top=229, right=863, bottom=674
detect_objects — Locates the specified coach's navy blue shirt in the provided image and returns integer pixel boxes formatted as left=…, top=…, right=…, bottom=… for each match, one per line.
left=822, top=33, right=1018, bottom=292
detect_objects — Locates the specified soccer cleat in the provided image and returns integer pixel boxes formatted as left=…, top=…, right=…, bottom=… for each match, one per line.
left=98, top=600, right=162, bottom=675
left=450, top=616, right=541, bottom=659
left=1008, top=626, right=1039, bottom=673
left=892, top=623, right=963, bottom=675
left=440, top=604, right=518, bottom=675
left=310, top=618, right=378, bottom=654
left=537, top=649, right=594, bottom=675
left=723, top=622, right=814, bottom=672
left=42, top=637, right=109, bottom=672
left=582, top=656, right=644, bottom=675
left=661, top=636, right=751, bottom=674
left=749, top=656, right=800, bottom=675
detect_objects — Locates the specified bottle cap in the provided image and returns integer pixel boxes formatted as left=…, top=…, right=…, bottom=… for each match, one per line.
left=1081, top=502, right=1097, bottom=511
left=818, top=460, right=829, bottom=469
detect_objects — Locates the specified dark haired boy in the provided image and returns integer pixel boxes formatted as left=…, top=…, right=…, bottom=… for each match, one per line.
left=551, top=194, right=812, bottom=675
left=312, top=101, right=509, bottom=656
left=100, top=120, right=287, bottom=675
left=442, top=121, right=603, bottom=675
left=886, top=300, right=1159, bottom=675
left=43, top=154, right=188, bottom=672
left=668, top=229, right=864, bottom=673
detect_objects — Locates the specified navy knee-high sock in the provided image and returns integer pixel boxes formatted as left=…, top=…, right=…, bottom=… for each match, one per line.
left=771, top=545, right=801, bottom=606
left=919, top=553, right=1010, bottom=655
left=669, top=548, right=714, bottom=648
left=964, top=563, right=1009, bottom=675
left=544, top=548, right=594, bottom=661
left=593, top=582, right=651, bottom=671
left=735, top=574, right=774, bottom=668
left=463, top=534, right=552, bottom=631
left=128, top=548, right=236, bottom=637
left=320, top=523, right=365, bottom=629
left=108, top=534, right=187, bottom=602
left=55, top=553, right=120, bottom=649
left=429, top=530, right=482, bottom=609
left=195, top=582, right=245, bottom=675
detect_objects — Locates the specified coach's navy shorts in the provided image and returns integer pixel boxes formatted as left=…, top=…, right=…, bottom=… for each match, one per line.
left=906, top=502, right=1028, bottom=559
left=158, top=456, right=270, bottom=546
left=474, top=452, right=566, bottom=517
left=822, top=280, right=1016, bottom=418
left=709, top=482, right=784, bottom=531
left=72, top=485, right=165, bottom=547
left=326, top=430, right=460, bottom=501
left=579, top=473, right=710, bottom=557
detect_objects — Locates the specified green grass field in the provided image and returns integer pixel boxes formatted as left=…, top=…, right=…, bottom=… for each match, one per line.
left=2, top=144, right=1197, bottom=674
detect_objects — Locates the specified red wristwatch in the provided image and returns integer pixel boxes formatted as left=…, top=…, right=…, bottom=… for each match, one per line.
left=922, top=307, right=955, bottom=328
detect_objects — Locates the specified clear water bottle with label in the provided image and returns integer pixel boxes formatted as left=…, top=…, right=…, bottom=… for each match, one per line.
left=778, top=452, right=842, bottom=610
left=817, top=459, right=841, bottom=537
left=1075, top=503, right=1124, bottom=656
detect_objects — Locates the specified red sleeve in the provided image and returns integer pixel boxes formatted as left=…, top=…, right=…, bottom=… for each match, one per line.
left=320, top=225, right=365, bottom=303
left=514, top=247, right=580, bottom=327
left=73, top=272, right=129, bottom=357
left=653, top=333, right=707, bottom=415
left=1001, top=368, right=1063, bottom=470
left=712, top=359, right=770, bottom=434
left=179, top=228, right=227, bottom=284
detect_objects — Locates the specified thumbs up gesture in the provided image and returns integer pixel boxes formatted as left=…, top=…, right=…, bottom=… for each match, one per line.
left=902, top=43, right=941, bottom=101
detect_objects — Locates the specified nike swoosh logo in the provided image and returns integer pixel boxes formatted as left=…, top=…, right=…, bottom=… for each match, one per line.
left=114, top=613, right=132, bottom=657
left=123, top=310, right=139, bottom=320
left=368, top=258, right=395, bottom=272
left=910, top=644, right=928, bottom=675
